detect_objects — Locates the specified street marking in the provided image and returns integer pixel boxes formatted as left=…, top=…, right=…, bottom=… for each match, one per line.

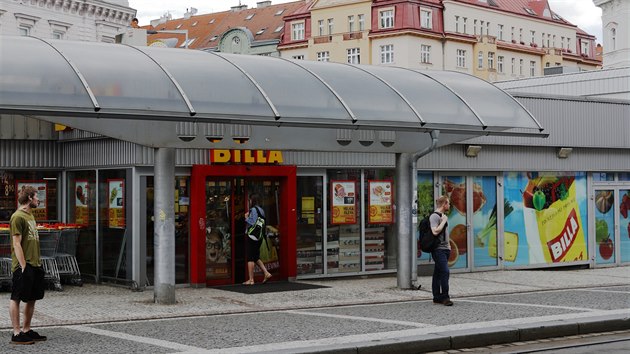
left=197, top=309, right=630, bottom=354
left=67, top=325, right=209, bottom=352
left=574, top=288, right=630, bottom=294
left=455, top=299, right=598, bottom=312
left=285, top=309, right=435, bottom=328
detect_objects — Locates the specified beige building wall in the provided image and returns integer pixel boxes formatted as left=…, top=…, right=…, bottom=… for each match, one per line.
left=371, top=35, right=444, bottom=70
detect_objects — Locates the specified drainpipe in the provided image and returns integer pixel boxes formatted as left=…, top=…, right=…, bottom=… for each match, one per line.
left=410, top=130, right=440, bottom=288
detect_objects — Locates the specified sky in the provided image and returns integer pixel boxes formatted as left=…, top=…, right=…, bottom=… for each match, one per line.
left=128, top=0, right=603, bottom=42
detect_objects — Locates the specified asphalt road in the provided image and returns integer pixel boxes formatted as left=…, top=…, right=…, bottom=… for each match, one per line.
left=3, top=285, right=629, bottom=353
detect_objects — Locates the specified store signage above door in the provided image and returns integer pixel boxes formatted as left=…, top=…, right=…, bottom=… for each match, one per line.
left=210, top=149, right=284, bottom=164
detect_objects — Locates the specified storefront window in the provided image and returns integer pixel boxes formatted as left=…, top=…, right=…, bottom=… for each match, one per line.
left=296, top=176, right=324, bottom=275
left=327, top=169, right=361, bottom=273
left=364, top=169, right=396, bottom=270
left=67, top=170, right=97, bottom=280
left=618, top=173, right=630, bottom=181
left=99, top=169, right=131, bottom=282
left=416, top=172, right=434, bottom=262
left=593, top=173, right=614, bottom=182
left=595, top=190, right=615, bottom=264
left=1, top=170, right=59, bottom=222
left=620, top=189, right=630, bottom=263
left=503, top=172, right=588, bottom=267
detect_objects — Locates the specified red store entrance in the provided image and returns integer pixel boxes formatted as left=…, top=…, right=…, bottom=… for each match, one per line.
left=190, top=164, right=297, bottom=286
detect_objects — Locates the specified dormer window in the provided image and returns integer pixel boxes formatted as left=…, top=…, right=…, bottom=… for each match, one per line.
left=275, top=9, right=285, bottom=16
left=256, top=28, right=266, bottom=35
left=210, top=36, right=218, bottom=41
left=552, top=13, right=562, bottom=21
left=379, top=9, right=394, bottom=29
left=176, top=24, right=182, bottom=29
left=524, top=8, right=536, bottom=16
left=209, top=19, right=215, bottom=24
left=274, top=26, right=283, bottom=33
left=246, top=14, right=255, bottom=20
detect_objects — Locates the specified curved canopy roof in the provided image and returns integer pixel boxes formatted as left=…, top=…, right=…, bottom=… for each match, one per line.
left=0, top=36, right=544, bottom=139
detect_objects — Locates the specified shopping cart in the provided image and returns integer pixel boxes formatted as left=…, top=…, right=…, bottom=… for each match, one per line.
left=55, top=229, right=82, bottom=286
left=39, top=231, right=63, bottom=291
left=0, top=232, right=12, bottom=290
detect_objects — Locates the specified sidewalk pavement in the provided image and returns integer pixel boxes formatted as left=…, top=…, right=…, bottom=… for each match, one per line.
left=2, top=266, right=628, bottom=329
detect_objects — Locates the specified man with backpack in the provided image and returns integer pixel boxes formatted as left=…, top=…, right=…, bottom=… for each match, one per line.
left=430, top=195, right=453, bottom=306
left=242, top=193, right=272, bottom=285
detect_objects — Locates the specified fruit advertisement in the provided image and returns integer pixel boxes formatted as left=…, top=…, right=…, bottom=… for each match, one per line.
left=368, top=180, right=393, bottom=224
left=594, top=190, right=616, bottom=264
left=75, top=180, right=89, bottom=226
left=108, top=179, right=125, bottom=228
left=620, top=190, right=630, bottom=263
left=504, top=172, right=588, bottom=266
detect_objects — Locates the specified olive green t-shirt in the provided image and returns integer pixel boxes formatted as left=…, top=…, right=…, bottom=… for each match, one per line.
left=10, top=209, right=41, bottom=272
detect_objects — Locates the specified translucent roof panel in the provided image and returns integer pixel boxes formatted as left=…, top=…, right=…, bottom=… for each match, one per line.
left=298, top=61, right=421, bottom=128
left=142, top=47, right=275, bottom=120
left=358, top=66, right=482, bottom=128
left=0, top=36, right=94, bottom=111
left=421, top=70, right=543, bottom=130
left=223, top=54, right=352, bottom=122
left=52, top=40, right=189, bottom=114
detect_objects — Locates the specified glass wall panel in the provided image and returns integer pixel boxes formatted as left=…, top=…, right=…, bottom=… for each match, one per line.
left=621, top=190, right=630, bottom=263
left=472, top=176, right=498, bottom=268
left=593, top=173, right=614, bottom=182
left=327, top=169, right=361, bottom=273
left=595, top=190, right=615, bottom=265
left=441, top=176, right=467, bottom=269
left=67, top=170, right=97, bottom=280
left=296, top=176, right=324, bottom=276
left=364, top=169, right=396, bottom=270
left=0, top=170, right=59, bottom=222
left=503, top=172, right=588, bottom=266
left=416, top=172, right=434, bottom=261
left=204, top=179, right=233, bottom=281
left=98, top=169, right=130, bottom=282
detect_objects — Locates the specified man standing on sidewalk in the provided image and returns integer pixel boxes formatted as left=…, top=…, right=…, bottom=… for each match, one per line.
left=9, top=186, right=47, bottom=345
left=431, top=195, right=453, bottom=306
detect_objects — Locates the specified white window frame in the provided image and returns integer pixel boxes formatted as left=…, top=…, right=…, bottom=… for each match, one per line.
left=420, top=9, right=432, bottom=29
left=581, top=40, right=589, bottom=55
left=318, top=20, right=324, bottom=36
left=380, top=44, right=394, bottom=64
left=420, top=44, right=431, bottom=64
left=488, top=52, right=494, bottom=70
left=327, top=18, right=334, bottom=35
left=498, top=24, right=503, bottom=40
left=478, top=51, right=483, bottom=69
left=379, top=9, right=394, bottom=29
left=455, top=16, right=459, bottom=33
left=348, top=15, right=355, bottom=32
left=486, top=21, right=490, bottom=35
left=358, top=14, right=365, bottom=31
left=317, top=51, right=330, bottom=62
left=530, top=31, right=535, bottom=44
left=519, top=59, right=524, bottom=75
left=347, top=47, right=360, bottom=64
left=497, top=55, right=504, bottom=73
left=611, top=28, right=616, bottom=50
left=456, top=49, right=466, bottom=68
left=530, top=60, right=536, bottom=76
left=473, top=19, right=477, bottom=35
left=463, top=18, right=467, bottom=33
left=292, top=21, right=305, bottom=41
left=18, top=26, right=30, bottom=36
left=511, top=58, right=515, bottom=74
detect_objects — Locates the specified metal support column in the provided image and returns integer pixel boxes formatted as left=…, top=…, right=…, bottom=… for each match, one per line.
left=154, top=147, right=176, bottom=304
left=396, top=152, right=412, bottom=289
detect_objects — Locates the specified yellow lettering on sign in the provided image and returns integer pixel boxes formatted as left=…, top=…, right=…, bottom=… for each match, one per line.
left=209, top=150, right=284, bottom=165
left=243, top=150, right=255, bottom=163
left=256, top=150, right=266, bottom=163
left=212, top=150, right=230, bottom=163
left=233, top=151, right=241, bottom=163
left=268, top=150, right=283, bottom=164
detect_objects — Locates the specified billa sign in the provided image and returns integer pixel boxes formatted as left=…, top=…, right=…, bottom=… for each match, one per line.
left=210, top=150, right=283, bottom=164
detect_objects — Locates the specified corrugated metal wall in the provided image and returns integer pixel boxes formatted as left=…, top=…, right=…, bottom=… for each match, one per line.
left=0, top=140, right=61, bottom=168
left=62, top=139, right=152, bottom=168
left=0, top=114, right=56, bottom=140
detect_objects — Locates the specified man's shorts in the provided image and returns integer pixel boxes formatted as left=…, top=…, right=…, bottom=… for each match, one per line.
left=11, top=264, right=45, bottom=302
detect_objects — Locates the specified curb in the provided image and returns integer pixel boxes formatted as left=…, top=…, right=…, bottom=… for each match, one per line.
left=275, top=314, right=630, bottom=353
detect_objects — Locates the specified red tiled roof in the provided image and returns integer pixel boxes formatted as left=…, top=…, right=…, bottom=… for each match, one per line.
left=146, top=1, right=306, bottom=50
left=454, top=0, right=574, bottom=27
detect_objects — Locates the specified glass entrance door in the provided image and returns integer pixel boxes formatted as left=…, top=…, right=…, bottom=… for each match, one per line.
left=205, top=179, right=234, bottom=283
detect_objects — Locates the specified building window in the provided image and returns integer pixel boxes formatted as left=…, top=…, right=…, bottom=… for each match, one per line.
left=486, top=21, right=490, bottom=35
left=246, top=14, right=255, bottom=20
left=421, top=9, right=432, bottom=29
left=179, top=38, right=196, bottom=47
left=547, top=34, right=551, bottom=48
left=275, top=9, right=285, bottom=16
left=274, top=26, right=283, bottom=33
left=478, top=51, right=483, bottom=69
left=292, top=22, right=305, bottom=41
left=328, top=18, right=334, bottom=35
left=455, top=16, right=459, bottom=33
left=511, top=58, right=515, bottom=74
left=474, top=19, right=477, bottom=35
left=553, top=35, right=556, bottom=48
left=561, top=36, right=565, bottom=48
left=380, top=44, right=394, bottom=64
left=256, top=28, right=266, bottom=35
left=18, top=26, right=30, bottom=36
left=519, top=59, right=523, bottom=75
left=611, top=28, right=616, bottom=50
left=511, top=26, right=515, bottom=41
left=292, top=55, right=305, bottom=60
left=347, top=47, right=360, bottom=64
left=317, top=51, right=330, bottom=62
left=498, top=24, right=503, bottom=40
left=52, top=31, right=64, bottom=39
left=519, top=28, right=523, bottom=42
left=348, top=15, right=355, bottom=32
left=567, top=38, right=571, bottom=51
left=318, top=20, right=324, bottom=36
left=457, top=49, right=466, bottom=68
left=530, top=61, right=536, bottom=76
left=420, top=44, right=431, bottom=64
left=530, top=31, right=535, bottom=44
left=463, top=18, right=467, bottom=33
left=497, top=55, right=504, bottom=73
left=488, top=52, right=494, bottom=69
left=541, top=33, right=545, bottom=47
left=358, top=14, right=365, bottom=31
left=380, top=9, right=394, bottom=29
left=581, top=40, right=589, bottom=55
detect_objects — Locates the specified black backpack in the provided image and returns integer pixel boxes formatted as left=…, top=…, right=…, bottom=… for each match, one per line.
left=419, top=212, right=441, bottom=253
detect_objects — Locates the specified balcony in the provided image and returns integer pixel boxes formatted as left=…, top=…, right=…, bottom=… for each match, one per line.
left=313, top=35, right=332, bottom=44
left=343, top=32, right=363, bottom=41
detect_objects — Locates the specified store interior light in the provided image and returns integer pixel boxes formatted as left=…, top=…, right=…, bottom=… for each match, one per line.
left=465, top=145, right=482, bottom=157
left=557, top=147, right=573, bottom=159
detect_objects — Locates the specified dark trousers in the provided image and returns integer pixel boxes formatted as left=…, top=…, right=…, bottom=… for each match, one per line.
left=431, top=249, right=450, bottom=302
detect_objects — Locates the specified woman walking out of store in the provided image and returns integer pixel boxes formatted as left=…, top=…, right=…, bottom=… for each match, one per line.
left=243, top=193, right=272, bottom=285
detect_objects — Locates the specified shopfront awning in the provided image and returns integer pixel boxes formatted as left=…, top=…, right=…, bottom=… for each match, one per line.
left=0, top=36, right=545, bottom=151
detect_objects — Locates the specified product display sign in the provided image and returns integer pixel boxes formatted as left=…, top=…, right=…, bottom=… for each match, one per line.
left=75, top=180, right=89, bottom=226
left=503, top=172, right=588, bottom=266
left=331, top=181, right=356, bottom=225
left=368, top=180, right=393, bottom=224
left=108, top=179, right=125, bottom=228
left=16, top=181, right=47, bottom=220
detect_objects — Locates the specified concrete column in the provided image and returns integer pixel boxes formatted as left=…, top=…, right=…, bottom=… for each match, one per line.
left=154, top=147, right=176, bottom=304
left=396, top=152, right=412, bottom=289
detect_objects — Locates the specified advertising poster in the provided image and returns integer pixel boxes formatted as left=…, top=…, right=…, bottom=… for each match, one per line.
left=368, top=180, right=393, bottom=224
left=469, top=176, right=498, bottom=268
left=75, top=180, right=89, bottom=226
left=440, top=176, right=469, bottom=269
left=108, top=179, right=125, bottom=228
left=620, top=190, right=630, bottom=263
left=331, top=181, right=356, bottom=225
left=16, top=181, right=47, bottom=220
left=595, top=190, right=615, bottom=264
left=417, top=173, right=434, bottom=261
left=301, top=197, right=315, bottom=224
left=503, top=172, right=588, bottom=266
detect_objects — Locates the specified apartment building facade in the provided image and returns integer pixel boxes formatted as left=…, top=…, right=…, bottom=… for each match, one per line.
left=278, top=0, right=601, bottom=81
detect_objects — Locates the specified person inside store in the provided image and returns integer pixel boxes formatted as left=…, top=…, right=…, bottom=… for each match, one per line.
left=130, top=17, right=140, bottom=28
left=431, top=195, right=453, bottom=306
left=9, top=186, right=47, bottom=345
left=242, top=193, right=272, bottom=285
